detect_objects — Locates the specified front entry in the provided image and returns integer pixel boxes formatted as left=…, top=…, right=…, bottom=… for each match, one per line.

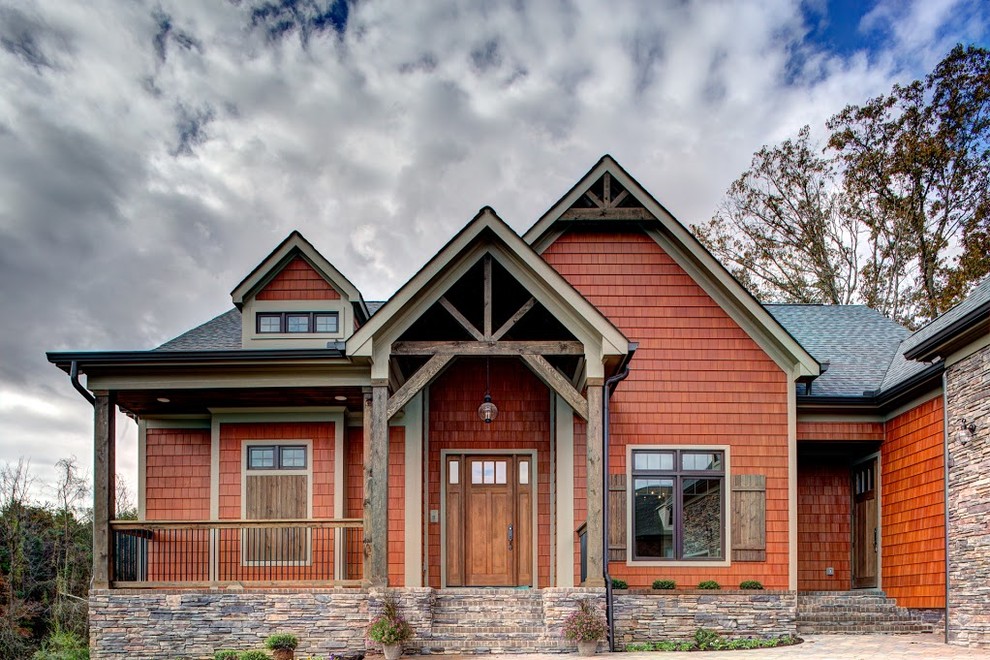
left=851, top=456, right=879, bottom=588
left=445, top=454, right=533, bottom=587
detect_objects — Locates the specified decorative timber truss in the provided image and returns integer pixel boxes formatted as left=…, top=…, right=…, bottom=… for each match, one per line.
left=559, top=172, right=651, bottom=221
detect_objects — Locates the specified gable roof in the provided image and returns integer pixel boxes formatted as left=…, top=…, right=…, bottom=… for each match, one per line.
left=766, top=305, right=909, bottom=397
left=902, top=275, right=990, bottom=362
left=156, top=308, right=243, bottom=351
left=525, top=155, right=820, bottom=379
left=230, top=231, right=370, bottom=321
left=347, top=207, right=630, bottom=363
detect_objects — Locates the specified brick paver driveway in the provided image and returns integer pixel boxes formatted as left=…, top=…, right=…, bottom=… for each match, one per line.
left=448, top=634, right=987, bottom=659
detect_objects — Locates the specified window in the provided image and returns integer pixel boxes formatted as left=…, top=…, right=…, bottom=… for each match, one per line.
left=255, top=312, right=339, bottom=334
left=247, top=445, right=307, bottom=470
left=631, top=449, right=724, bottom=561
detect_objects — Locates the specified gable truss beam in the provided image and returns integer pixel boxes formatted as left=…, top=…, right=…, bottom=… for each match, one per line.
left=491, top=297, right=536, bottom=341
left=440, top=297, right=484, bottom=341
left=561, top=207, right=653, bottom=220
left=391, top=340, right=584, bottom=356
left=387, top=354, right=453, bottom=418
left=521, top=354, right=589, bottom=420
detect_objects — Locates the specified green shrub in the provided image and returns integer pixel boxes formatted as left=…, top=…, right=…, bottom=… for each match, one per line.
left=214, top=652, right=239, bottom=660
left=367, top=593, right=413, bottom=645
left=693, top=628, right=722, bottom=650
left=610, top=578, right=628, bottom=589
left=265, top=634, right=299, bottom=651
left=739, top=580, right=764, bottom=590
left=31, top=631, right=90, bottom=660
left=697, top=580, right=720, bottom=590
left=239, top=652, right=270, bottom=660
left=562, top=599, right=608, bottom=642
left=651, top=579, right=676, bottom=590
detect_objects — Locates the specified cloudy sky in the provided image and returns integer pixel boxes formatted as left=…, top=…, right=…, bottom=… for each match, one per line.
left=1, top=0, right=988, bottom=501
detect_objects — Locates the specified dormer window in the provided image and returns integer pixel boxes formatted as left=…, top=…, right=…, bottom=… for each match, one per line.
left=257, top=312, right=339, bottom=334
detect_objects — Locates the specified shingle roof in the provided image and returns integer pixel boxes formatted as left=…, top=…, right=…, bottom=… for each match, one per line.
left=155, top=309, right=242, bottom=351
left=902, top=276, right=990, bottom=358
left=766, top=304, right=910, bottom=397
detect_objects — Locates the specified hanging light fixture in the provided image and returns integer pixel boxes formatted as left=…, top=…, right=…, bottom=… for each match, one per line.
left=477, top=357, right=499, bottom=424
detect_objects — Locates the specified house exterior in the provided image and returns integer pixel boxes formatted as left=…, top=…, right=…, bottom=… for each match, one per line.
left=48, top=156, right=989, bottom=657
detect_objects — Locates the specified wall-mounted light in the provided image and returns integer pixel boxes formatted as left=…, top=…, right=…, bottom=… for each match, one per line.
left=957, top=417, right=978, bottom=445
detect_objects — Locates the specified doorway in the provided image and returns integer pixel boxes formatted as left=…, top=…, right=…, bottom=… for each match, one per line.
left=851, top=456, right=879, bottom=589
left=444, top=453, right=535, bottom=587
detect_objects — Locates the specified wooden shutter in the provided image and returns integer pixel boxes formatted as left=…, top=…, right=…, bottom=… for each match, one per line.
left=607, top=474, right=626, bottom=562
left=731, top=474, right=766, bottom=562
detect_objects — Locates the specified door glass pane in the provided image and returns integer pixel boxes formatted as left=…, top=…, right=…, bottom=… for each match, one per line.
left=634, top=478, right=674, bottom=558
left=495, top=461, right=507, bottom=484
left=472, top=461, right=483, bottom=484
left=682, top=452, right=722, bottom=471
left=449, top=460, right=459, bottom=484
left=681, top=478, right=723, bottom=558
left=483, top=461, right=495, bottom=484
left=519, top=461, right=529, bottom=485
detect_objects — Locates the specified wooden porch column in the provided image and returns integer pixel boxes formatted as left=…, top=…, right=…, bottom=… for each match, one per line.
left=584, top=380, right=605, bottom=587
left=92, top=391, right=116, bottom=589
left=363, top=384, right=390, bottom=585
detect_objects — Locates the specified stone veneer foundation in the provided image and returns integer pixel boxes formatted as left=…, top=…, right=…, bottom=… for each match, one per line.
left=90, top=587, right=801, bottom=658
left=945, top=344, right=990, bottom=648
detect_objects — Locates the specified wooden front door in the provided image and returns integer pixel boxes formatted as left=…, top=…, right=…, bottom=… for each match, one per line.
left=851, top=457, right=879, bottom=589
left=445, top=454, right=533, bottom=587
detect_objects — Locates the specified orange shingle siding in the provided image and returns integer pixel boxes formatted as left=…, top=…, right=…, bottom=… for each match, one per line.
left=798, top=421, right=884, bottom=442
left=145, top=429, right=211, bottom=521
left=427, top=358, right=552, bottom=588
left=542, top=230, right=791, bottom=589
left=797, top=457, right=851, bottom=590
left=881, top=396, right=945, bottom=608
left=256, top=255, right=341, bottom=301
left=388, top=426, right=406, bottom=586
left=345, top=427, right=364, bottom=579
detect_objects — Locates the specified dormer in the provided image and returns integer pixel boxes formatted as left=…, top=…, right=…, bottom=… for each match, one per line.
left=231, top=231, right=370, bottom=348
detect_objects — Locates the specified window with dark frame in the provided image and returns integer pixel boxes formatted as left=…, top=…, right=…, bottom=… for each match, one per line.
left=631, top=449, right=724, bottom=561
left=255, top=311, right=339, bottom=334
left=247, top=445, right=308, bottom=470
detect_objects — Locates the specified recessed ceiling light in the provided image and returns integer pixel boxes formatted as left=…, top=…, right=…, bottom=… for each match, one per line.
left=334, top=395, right=347, bottom=401
left=156, top=397, right=170, bottom=403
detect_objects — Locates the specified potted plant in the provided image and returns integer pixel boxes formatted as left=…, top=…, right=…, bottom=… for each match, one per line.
left=367, top=593, right=412, bottom=660
left=265, top=633, right=299, bottom=660
left=562, top=599, right=607, bottom=656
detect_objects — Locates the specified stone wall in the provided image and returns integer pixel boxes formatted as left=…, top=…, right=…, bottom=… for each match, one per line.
left=91, top=587, right=799, bottom=658
left=946, top=344, right=990, bottom=648
left=611, top=590, right=797, bottom=645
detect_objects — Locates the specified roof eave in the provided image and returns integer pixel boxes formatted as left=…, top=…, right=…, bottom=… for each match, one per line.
left=902, top=303, right=990, bottom=361
left=47, top=348, right=348, bottom=374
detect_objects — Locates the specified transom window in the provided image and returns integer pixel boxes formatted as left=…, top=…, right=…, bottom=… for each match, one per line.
left=247, top=445, right=308, bottom=470
left=256, top=312, right=339, bottom=334
left=631, top=449, right=725, bottom=561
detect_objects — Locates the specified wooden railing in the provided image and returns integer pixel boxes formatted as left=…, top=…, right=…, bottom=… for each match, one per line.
left=110, top=519, right=363, bottom=588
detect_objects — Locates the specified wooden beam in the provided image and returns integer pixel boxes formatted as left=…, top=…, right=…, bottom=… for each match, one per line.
left=93, top=392, right=116, bottom=589
left=584, top=189, right=605, bottom=209
left=521, top=355, right=589, bottom=420
left=440, top=297, right=484, bottom=341
left=609, top=190, right=628, bottom=208
left=560, top=208, right=653, bottom=220
left=391, top=340, right=584, bottom=356
left=483, top=255, right=492, bottom=339
left=387, top=354, right=454, bottom=418
left=363, top=387, right=389, bottom=586
left=491, top=297, right=536, bottom=341
left=603, top=172, right=611, bottom=206
left=584, top=384, right=605, bottom=586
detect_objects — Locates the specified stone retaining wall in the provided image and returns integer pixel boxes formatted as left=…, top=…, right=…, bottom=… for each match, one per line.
left=91, top=587, right=797, bottom=658
left=611, top=590, right=797, bottom=645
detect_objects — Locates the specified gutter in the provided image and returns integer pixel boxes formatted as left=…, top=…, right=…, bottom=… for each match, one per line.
left=602, top=343, right=636, bottom=652
left=47, top=348, right=348, bottom=373
left=903, top=302, right=990, bottom=361
left=795, top=362, right=944, bottom=413
left=69, top=361, right=96, bottom=406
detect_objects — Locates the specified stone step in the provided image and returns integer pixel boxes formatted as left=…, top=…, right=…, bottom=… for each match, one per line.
left=798, top=623, right=934, bottom=634
left=431, top=625, right=545, bottom=635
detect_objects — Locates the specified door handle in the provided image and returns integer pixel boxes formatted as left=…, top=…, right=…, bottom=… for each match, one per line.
left=508, top=524, right=514, bottom=551
left=873, top=527, right=878, bottom=552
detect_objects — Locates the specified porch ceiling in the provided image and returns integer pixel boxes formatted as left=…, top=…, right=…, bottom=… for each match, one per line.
left=116, top=386, right=366, bottom=416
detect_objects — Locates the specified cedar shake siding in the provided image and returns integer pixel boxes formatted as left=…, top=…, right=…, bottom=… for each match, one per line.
left=388, top=426, right=406, bottom=587
left=797, top=456, right=852, bottom=590
left=256, top=255, right=341, bottom=300
left=542, top=230, right=790, bottom=589
left=427, top=358, right=552, bottom=588
left=881, top=396, right=946, bottom=608
left=145, top=429, right=211, bottom=521
left=798, top=421, right=885, bottom=442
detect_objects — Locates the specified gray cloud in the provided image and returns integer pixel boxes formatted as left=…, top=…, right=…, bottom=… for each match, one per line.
left=0, top=0, right=987, bottom=497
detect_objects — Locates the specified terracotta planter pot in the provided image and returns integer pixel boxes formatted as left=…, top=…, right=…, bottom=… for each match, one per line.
left=272, top=649, right=294, bottom=660
left=383, top=643, right=403, bottom=660
left=577, top=640, right=598, bottom=656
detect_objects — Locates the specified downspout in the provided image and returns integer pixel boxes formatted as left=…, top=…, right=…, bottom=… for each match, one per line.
left=70, top=361, right=96, bottom=406
left=603, top=344, right=636, bottom=652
